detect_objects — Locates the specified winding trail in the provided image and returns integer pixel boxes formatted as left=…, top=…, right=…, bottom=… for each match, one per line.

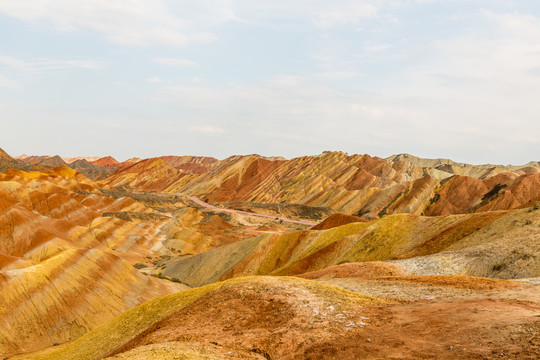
left=186, top=196, right=318, bottom=226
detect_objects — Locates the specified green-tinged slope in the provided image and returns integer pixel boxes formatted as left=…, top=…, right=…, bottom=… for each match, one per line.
left=158, top=211, right=518, bottom=286
left=19, top=282, right=223, bottom=360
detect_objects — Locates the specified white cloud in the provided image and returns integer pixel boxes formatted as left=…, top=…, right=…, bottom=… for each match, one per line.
left=191, top=78, right=205, bottom=84
left=309, top=2, right=378, bottom=29
left=0, top=54, right=101, bottom=75
left=0, top=0, right=220, bottom=46
left=0, top=74, right=22, bottom=89
left=146, top=77, right=170, bottom=84
left=402, top=11, right=540, bottom=105
left=226, top=1, right=380, bottom=29
left=317, top=71, right=363, bottom=80
left=152, top=57, right=199, bottom=67
left=189, top=125, right=226, bottom=134
left=151, top=69, right=539, bottom=163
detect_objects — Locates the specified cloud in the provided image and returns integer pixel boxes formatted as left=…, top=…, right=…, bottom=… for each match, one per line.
left=0, top=54, right=101, bottom=75
left=0, top=74, right=22, bottom=89
left=146, top=77, right=170, bottom=84
left=223, top=1, right=380, bottom=29
left=308, top=2, right=378, bottom=29
left=0, top=0, right=220, bottom=46
left=401, top=11, right=540, bottom=108
left=152, top=57, right=199, bottom=67
left=151, top=68, right=539, bottom=163
left=189, top=125, right=226, bottom=134
left=317, top=71, right=363, bottom=80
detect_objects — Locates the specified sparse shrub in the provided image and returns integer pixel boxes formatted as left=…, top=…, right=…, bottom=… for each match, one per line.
left=133, top=263, right=147, bottom=269
left=492, top=262, right=507, bottom=272
left=524, top=219, right=533, bottom=225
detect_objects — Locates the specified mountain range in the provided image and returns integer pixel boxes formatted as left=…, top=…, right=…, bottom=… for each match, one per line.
left=1, top=147, right=538, bottom=359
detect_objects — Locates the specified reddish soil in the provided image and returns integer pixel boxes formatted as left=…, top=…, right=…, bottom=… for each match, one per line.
left=91, top=156, right=120, bottom=169
left=196, top=215, right=233, bottom=232
left=299, top=262, right=404, bottom=279
left=109, top=279, right=540, bottom=359
left=159, top=155, right=218, bottom=174
left=372, top=275, right=519, bottom=291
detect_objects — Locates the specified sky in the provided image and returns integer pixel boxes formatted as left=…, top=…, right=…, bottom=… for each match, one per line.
left=0, top=0, right=539, bottom=164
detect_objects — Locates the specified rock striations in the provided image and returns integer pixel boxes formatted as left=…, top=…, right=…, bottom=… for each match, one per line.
left=102, top=151, right=540, bottom=219
left=1, top=147, right=539, bottom=359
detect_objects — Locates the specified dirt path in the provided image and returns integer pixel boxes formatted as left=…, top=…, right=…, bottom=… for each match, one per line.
left=186, top=196, right=318, bottom=226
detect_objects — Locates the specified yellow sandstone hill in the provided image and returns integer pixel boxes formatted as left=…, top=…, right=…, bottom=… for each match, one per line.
left=0, top=165, right=187, bottom=358
left=156, top=207, right=539, bottom=287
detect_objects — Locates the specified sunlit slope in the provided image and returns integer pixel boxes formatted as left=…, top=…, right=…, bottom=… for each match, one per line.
left=102, top=158, right=187, bottom=191
left=0, top=169, right=169, bottom=265
left=158, top=207, right=539, bottom=287
left=387, top=153, right=540, bottom=178
left=0, top=167, right=185, bottom=357
left=168, top=152, right=539, bottom=216
left=18, top=276, right=381, bottom=360
left=99, top=152, right=540, bottom=218
left=102, top=155, right=220, bottom=191
left=158, top=155, right=219, bottom=174
left=0, top=249, right=183, bottom=356
left=393, top=207, right=540, bottom=278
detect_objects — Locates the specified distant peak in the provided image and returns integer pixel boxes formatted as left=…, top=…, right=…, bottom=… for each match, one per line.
left=0, top=147, right=14, bottom=160
left=91, top=156, right=121, bottom=168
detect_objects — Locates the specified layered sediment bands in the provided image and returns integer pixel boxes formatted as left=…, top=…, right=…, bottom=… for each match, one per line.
left=422, top=173, right=540, bottom=216
left=91, top=156, right=120, bottom=169
left=0, top=171, right=167, bottom=263
left=159, top=152, right=539, bottom=218
left=96, top=151, right=540, bottom=218
left=159, top=155, right=219, bottom=174
left=103, top=158, right=185, bottom=191
left=116, top=157, right=142, bottom=170
left=159, top=208, right=539, bottom=287
left=0, top=249, right=184, bottom=356
left=1, top=147, right=539, bottom=359
left=22, top=276, right=380, bottom=360
left=0, top=148, right=35, bottom=173
left=387, top=153, right=540, bottom=178
left=0, top=166, right=186, bottom=357
left=15, top=155, right=112, bottom=180
left=310, top=213, right=367, bottom=230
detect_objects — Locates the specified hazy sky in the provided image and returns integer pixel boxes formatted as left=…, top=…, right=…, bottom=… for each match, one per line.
left=0, top=0, right=539, bottom=164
